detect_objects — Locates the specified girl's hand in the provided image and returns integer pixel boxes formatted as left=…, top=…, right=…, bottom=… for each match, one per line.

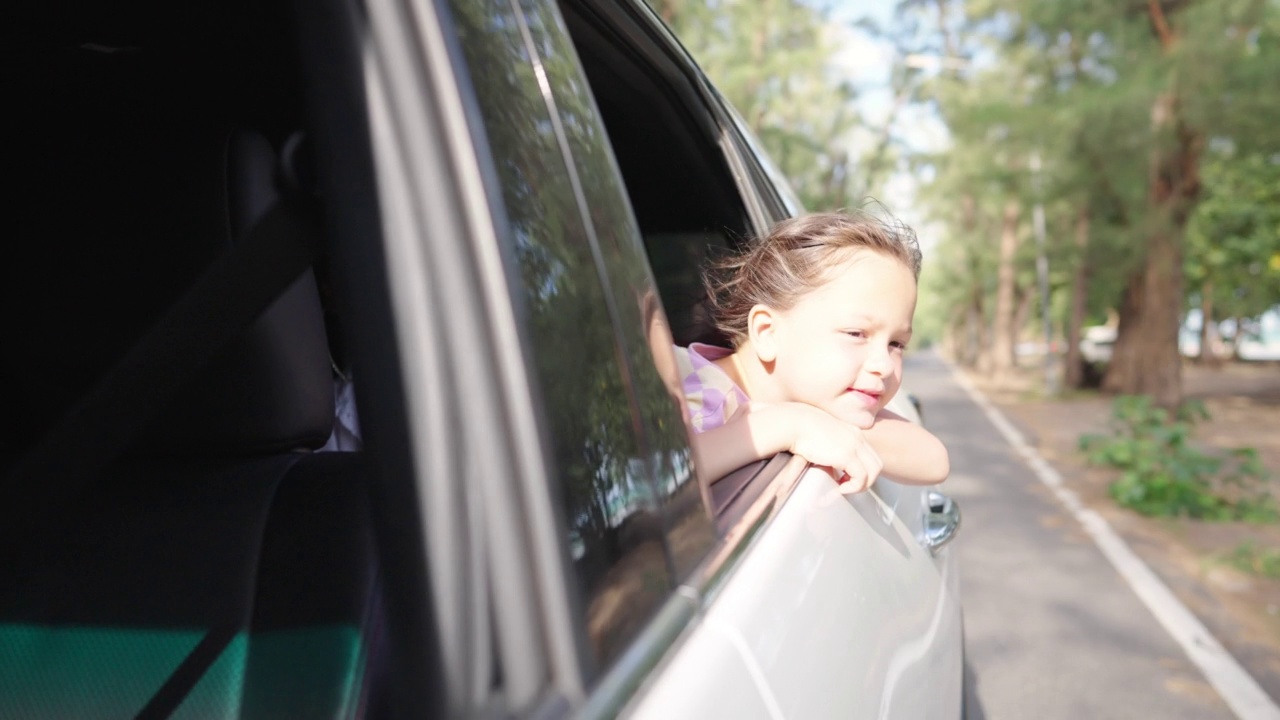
left=772, top=403, right=884, bottom=494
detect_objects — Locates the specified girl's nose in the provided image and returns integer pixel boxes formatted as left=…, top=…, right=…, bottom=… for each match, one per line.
left=864, top=344, right=892, bottom=375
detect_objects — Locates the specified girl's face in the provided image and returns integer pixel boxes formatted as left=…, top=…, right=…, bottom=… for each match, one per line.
left=757, top=250, right=917, bottom=428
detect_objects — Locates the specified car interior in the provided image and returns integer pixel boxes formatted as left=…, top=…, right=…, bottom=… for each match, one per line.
left=3, top=0, right=776, bottom=713
left=1, top=0, right=405, bottom=716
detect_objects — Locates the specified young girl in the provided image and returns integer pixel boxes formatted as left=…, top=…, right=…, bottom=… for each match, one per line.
left=677, top=211, right=949, bottom=492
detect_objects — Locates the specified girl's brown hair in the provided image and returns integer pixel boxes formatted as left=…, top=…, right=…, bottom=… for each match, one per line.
left=703, top=211, right=922, bottom=348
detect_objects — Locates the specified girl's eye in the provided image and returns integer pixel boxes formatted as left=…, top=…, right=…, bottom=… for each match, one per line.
left=844, top=330, right=866, bottom=339
left=890, top=340, right=908, bottom=351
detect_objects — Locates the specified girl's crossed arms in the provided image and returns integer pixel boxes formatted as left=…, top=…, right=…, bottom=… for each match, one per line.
left=675, top=211, right=949, bottom=492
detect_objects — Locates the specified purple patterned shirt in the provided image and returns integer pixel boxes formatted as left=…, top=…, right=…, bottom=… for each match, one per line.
left=673, top=343, right=751, bottom=433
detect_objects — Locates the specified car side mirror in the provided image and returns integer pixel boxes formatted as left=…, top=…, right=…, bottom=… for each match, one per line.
left=923, top=491, right=961, bottom=553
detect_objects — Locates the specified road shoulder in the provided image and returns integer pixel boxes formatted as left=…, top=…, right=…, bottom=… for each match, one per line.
left=962, top=361, right=1280, bottom=710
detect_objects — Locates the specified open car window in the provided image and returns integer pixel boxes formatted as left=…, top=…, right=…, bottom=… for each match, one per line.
left=555, top=0, right=807, bottom=535
left=558, top=0, right=750, bottom=352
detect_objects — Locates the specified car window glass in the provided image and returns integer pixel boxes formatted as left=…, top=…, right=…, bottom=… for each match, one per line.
left=719, top=95, right=806, bottom=217
left=516, top=0, right=718, bottom=584
left=560, top=5, right=755, bottom=356
left=447, top=0, right=676, bottom=677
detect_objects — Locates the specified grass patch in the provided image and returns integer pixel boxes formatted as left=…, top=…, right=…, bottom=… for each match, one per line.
left=1218, top=541, right=1280, bottom=579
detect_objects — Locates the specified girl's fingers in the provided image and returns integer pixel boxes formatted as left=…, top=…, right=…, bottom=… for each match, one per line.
left=838, top=458, right=869, bottom=493
left=856, top=443, right=882, bottom=486
left=839, top=471, right=868, bottom=494
left=836, top=443, right=882, bottom=495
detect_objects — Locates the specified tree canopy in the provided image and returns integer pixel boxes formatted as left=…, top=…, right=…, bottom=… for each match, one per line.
left=650, top=0, right=1280, bottom=406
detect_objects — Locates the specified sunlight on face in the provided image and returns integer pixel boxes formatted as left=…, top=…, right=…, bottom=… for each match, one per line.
left=768, top=250, right=917, bottom=428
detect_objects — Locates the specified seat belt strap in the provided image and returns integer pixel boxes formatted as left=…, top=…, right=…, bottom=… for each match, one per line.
left=7, top=198, right=322, bottom=500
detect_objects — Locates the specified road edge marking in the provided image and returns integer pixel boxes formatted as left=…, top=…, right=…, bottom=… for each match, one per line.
left=948, top=363, right=1280, bottom=720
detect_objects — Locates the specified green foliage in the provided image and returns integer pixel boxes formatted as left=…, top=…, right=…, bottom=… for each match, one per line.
left=646, top=0, right=1280, bottom=384
left=1218, top=541, right=1280, bottom=579
left=648, top=0, right=866, bottom=209
left=1079, top=395, right=1276, bottom=520
left=1186, top=150, right=1280, bottom=322
left=909, top=0, right=1280, bottom=390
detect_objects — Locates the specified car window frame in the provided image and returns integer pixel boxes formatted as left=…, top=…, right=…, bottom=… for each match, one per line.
left=352, top=0, right=637, bottom=712
left=429, top=0, right=756, bottom=710
left=291, top=0, right=471, bottom=713
left=542, top=0, right=841, bottom=714
left=565, top=0, right=813, bottom=524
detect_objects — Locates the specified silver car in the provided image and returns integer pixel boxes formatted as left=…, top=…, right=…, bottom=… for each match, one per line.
left=2, top=0, right=963, bottom=716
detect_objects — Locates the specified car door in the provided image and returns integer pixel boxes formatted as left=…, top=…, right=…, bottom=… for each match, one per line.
left=364, top=0, right=963, bottom=715
left=537, top=0, right=965, bottom=717
left=434, top=0, right=787, bottom=716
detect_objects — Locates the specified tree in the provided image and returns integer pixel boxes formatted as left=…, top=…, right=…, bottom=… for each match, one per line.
left=1096, top=0, right=1271, bottom=407
left=649, top=0, right=866, bottom=208
left=647, top=0, right=1280, bottom=403
left=918, top=0, right=1276, bottom=404
left=1186, top=150, right=1280, bottom=360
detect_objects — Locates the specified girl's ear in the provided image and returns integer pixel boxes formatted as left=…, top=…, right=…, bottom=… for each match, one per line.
left=747, top=304, right=779, bottom=363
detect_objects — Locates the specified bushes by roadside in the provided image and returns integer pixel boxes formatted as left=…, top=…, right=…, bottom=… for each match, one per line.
left=1079, top=395, right=1276, bottom=521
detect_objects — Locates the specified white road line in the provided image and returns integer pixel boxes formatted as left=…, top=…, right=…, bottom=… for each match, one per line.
left=949, top=364, right=1280, bottom=720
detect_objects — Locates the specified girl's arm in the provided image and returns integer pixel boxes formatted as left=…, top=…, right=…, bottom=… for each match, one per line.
left=862, top=408, right=950, bottom=485
left=690, top=402, right=886, bottom=491
left=689, top=403, right=949, bottom=489
left=688, top=403, right=789, bottom=483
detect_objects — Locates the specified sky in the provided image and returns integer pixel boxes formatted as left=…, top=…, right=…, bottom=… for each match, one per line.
left=818, top=0, right=954, bottom=252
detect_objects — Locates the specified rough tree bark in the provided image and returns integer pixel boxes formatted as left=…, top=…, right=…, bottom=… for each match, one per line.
left=1101, top=220, right=1186, bottom=408
left=966, top=295, right=988, bottom=370
left=1065, top=206, right=1091, bottom=388
left=950, top=194, right=987, bottom=369
left=1011, top=285, right=1034, bottom=361
left=991, top=198, right=1021, bottom=379
left=1101, top=2, right=1202, bottom=410
left=1197, top=281, right=1223, bottom=367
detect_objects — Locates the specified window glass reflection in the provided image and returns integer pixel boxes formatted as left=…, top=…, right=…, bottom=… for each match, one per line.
left=517, top=0, right=719, bottom=580
left=447, top=0, right=675, bottom=675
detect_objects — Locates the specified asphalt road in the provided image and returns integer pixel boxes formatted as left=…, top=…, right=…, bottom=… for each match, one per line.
left=905, top=350, right=1238, bottom=720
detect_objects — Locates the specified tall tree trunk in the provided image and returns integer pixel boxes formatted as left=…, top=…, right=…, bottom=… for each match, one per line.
left=860, top=86, right=912, bottom=197
left=953, top=194, right=985, bottom=370
left=1104, top=3, right=1203, bottom=410
left=991, top=198, right=1021, bottom=379
left=1011, top=285, right=1034, bottom=366
left=960, top=289, right=986, bottom=369
left=744, top=0, right=771, bottom=130
left=1065, top=206, right=1091, bottom=388
left=967, top=298, right=988, bottom=368
left=1101, top=229, right=1184, bottom=408
left=1101, top=89, right=1201, bottom=410
left=1198, top=282, right=1222, bottom=367
left=821, top=149, right=849, bottom=210
left=935, top=0, right=956, bottom=60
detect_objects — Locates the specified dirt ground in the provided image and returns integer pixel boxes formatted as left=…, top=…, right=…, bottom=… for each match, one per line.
left=963, top=359, right=1280, bottom=698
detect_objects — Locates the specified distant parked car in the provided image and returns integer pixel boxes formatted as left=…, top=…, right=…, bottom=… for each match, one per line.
left=1080, top=326, right=1118, bottom=364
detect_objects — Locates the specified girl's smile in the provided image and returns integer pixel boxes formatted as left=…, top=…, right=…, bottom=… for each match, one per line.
left=847, top=387, right=882, bottom=407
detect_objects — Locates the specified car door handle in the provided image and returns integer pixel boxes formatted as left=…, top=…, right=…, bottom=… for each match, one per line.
left=922, top=491, right=961, bottom=553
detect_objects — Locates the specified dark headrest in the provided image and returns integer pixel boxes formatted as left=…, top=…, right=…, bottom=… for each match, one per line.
left=5, top=48, right=333, bottom=459
left=142, top=131, right=334, bottom=455
left=645, top=232, right=733, bottom=348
